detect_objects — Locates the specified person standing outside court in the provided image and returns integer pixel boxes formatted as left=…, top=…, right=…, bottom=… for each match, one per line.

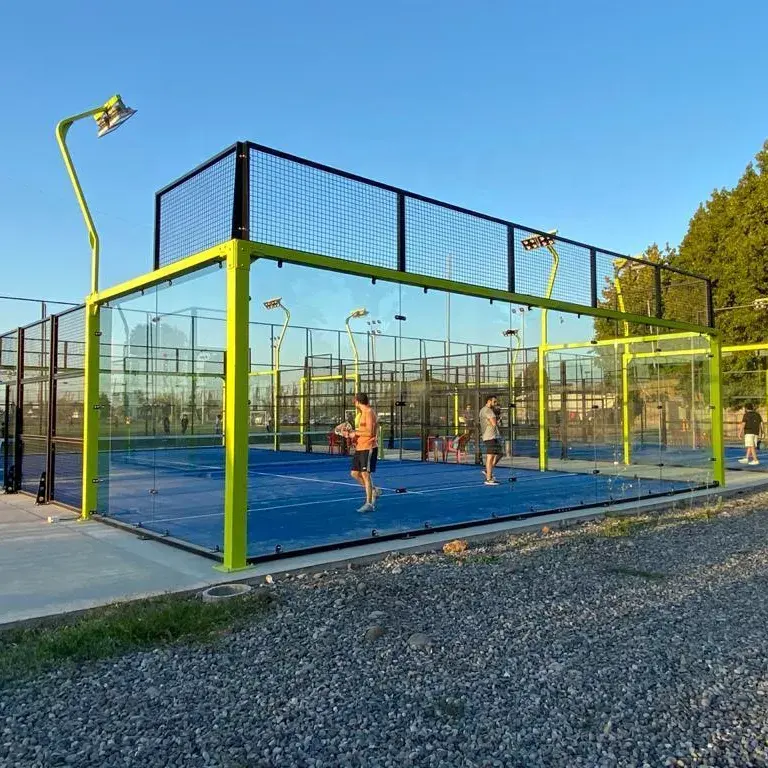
left=479, top=394, right=503, bottom=484
left=738, top=402, right=763, bottom=466
left=342, top=393, right=382, bottom=512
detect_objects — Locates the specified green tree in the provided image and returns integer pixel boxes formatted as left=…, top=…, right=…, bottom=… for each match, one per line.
left=675, top=141, right=768, bottom=344
left=673, top=140, right=768, bottom=408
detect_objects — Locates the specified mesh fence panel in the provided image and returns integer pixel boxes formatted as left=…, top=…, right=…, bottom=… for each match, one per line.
left=662, top=270, right=710, bottom=327
left=52, top=441, right=82, bottom=508
left=0, top=331, right=17, bottom=384
left=156, top=148, right=237, bottom=268
left=22, top=320, right=50, bottom=379
left=250, top=148, right=398, bottom=272
left=20, top=435, right=46, bottom=495
left=405, top=198, right=507, bottom=290
left=57, top=308, right=85, bottom=373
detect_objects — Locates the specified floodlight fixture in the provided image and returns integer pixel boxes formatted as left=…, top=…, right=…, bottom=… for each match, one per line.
left=348, top=307, right=369, bottom=320
left=263, top=297, right=283, bottom=310
left=94, top=95, right=137, bottom=138
left=753, top=298, right=768, bottom=310
left=502, top=329, right=519, bottom=337
left=521, top=229, right=558, bottom=252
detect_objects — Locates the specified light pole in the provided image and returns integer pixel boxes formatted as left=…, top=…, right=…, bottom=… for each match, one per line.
left=56, top=94, right=136, bottom=521
left=55, top=95, right=136, bottom=295
left=367, top=319, right=382, bottom=363
left=263, top=298, right=290, bottom=448
left=345, top=308, right=369, bottom=389
left=520, top=230, right=559, bottom=472
left=503, top=329, right=521, bottom=453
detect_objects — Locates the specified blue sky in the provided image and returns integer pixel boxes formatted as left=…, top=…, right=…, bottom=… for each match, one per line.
left=1, top=0, right=767, bottom=343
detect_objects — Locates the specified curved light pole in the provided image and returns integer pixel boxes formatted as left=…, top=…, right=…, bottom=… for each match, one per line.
left=521, top=230, right=559, bottom=472
left=55, top=94, right=136, bottom=295
left=56, top=95, right=136, bottom=521
left=345, top=308, right=368, bottom=389
left=503, top=328, right=521, bottom=448
left=263, top=298, right=290, bottom=449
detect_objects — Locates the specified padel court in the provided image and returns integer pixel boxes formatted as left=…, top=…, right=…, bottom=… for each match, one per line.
left=0, top=139, right=737, bottom=570
left=97, top=438, right=703, bottom=559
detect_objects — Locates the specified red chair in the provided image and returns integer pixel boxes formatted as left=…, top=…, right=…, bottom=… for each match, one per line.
left=444, top=433, right=470, bottom=463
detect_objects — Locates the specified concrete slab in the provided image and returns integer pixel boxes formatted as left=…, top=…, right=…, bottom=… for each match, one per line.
left=2, top=470, right=768, bottom=628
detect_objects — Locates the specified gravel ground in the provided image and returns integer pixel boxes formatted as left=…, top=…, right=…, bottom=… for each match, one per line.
left=3, top=494, right=768, bottom=768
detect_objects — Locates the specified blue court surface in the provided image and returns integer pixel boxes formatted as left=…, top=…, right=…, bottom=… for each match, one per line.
left=96, top=442, right=708, bottom=560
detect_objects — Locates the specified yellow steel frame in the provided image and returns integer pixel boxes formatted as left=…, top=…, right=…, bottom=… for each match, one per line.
left=83, top=237, right=718, bottom=570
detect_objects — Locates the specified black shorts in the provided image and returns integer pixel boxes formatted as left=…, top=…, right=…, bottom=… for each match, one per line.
left=484, top=439, right=503, bottom=456
left=352, top=447, right=378, bottom=473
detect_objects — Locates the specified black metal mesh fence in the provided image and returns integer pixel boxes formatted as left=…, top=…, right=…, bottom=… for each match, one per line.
left=250, top=147, right=399, bottom=272
left=155, top=146, right=238, bottom=268
left=151, top=141, right=713, bottom=330
left=405, top=198, right=507, bottom=291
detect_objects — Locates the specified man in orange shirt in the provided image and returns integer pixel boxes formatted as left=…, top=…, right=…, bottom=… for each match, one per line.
left=342, top=393, right=381, bottom=513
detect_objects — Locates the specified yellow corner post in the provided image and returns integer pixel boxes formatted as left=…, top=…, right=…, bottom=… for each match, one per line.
left=708, top=333, right=725, bottom=487
left=80, top=299, right=101, bottom=519
left=621, top=351, right=631, bottom=465
left=220, top=241, right=251, bottom=571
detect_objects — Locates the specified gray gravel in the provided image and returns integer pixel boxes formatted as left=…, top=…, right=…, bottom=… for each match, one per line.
left=4, top=494, right=768, bottom=767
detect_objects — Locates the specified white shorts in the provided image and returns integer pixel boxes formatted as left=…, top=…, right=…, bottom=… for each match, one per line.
left=745, top=434, right=758, bottom=448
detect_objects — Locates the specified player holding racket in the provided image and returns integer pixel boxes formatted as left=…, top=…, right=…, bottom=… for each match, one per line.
left=338, top=393, right=381, bottom=513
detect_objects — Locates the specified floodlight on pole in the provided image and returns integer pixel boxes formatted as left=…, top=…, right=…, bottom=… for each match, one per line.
left=263, top=297, right=291, bottom=366
left=520, top=233, right=556, bottom=251
left=55, top=94, right=137, bottom=296
left=263, top=297, right=291, bottom=449
left=345, top=308, right=369, bottom=385
left=520, top=230, right=559, bottom=474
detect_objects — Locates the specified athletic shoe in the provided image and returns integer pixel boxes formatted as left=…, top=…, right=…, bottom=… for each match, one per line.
left=358, top=502, right=375, bottom=513
left=738, top=458, right=750, bottom=464
left=749, top=460, right=760, bottom=466
left=484, top=479, right=499, bottom=486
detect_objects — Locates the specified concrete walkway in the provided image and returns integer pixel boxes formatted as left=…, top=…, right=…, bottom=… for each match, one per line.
left=2, top=471, right=768, bottom=628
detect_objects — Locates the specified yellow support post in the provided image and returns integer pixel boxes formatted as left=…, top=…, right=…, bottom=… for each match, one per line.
left=80, top=299, right=100, bottom=519
left=538, top=343, right=547, bottom=471
left=220, top=241, right=250, bottom=572
left=708, top=334, right=725, bottom=487
left=621, top=351, right=631, bottom=465
left=299, top=377, right=305, bottom=446
left=453, top=392, right=459, bottom=434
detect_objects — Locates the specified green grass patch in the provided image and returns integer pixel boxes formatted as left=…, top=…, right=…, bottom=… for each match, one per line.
left=607, top=565, right=668, bottom=581
left=600, top=514, right=657, bottom=538
left=0, top=589, right=274, bottom=685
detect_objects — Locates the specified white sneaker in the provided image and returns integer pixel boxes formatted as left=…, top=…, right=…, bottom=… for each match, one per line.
left=749, top=460, right=760, bottom=466
left=738, top=458, right=750, bottom=464
left=484, top=479, right=499, bottom=486
left=357, top=502, right=375, bottom=513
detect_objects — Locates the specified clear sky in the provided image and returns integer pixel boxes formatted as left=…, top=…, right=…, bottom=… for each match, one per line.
left=1, top=0, right=767, bottom=341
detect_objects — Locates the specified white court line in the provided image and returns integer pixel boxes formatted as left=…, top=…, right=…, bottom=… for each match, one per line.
left=146, top=493, right=365, bottom=524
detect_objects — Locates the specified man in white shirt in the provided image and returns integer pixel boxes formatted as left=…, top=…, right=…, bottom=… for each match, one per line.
left=479, top=394, right=502, bottom=485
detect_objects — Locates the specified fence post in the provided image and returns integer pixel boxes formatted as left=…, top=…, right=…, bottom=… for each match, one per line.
left=80, top=301, right=100, bottom=518
left=708, top=334, right=725, bottom=487
left=219, top=240, right=251, bottom=572
left=46, top=316, right=58, bottom=502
